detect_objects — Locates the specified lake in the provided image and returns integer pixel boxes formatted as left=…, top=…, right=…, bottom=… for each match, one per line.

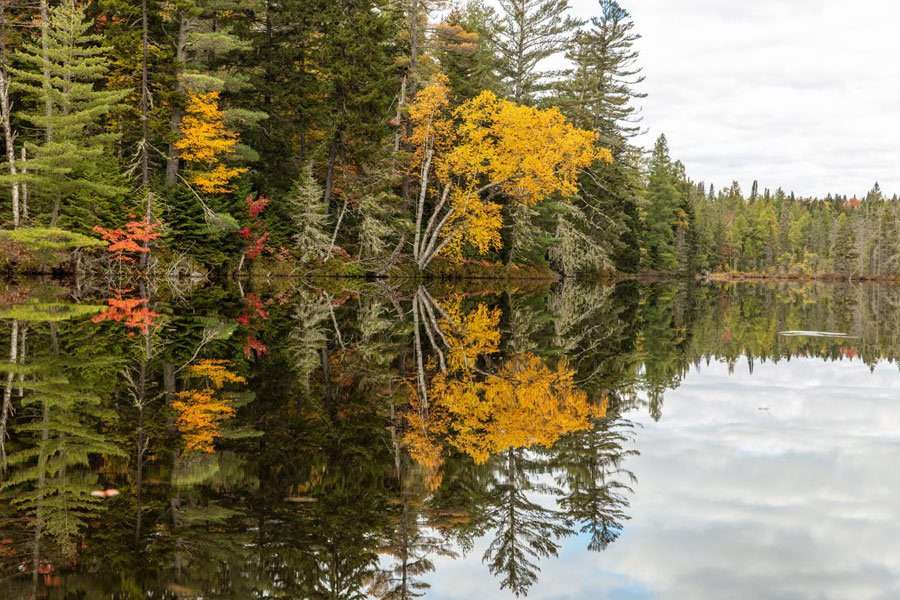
left=1, top=279, right=899, bottom=599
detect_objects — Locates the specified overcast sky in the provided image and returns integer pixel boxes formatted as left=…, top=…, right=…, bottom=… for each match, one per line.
left=562, top=0, right=900, bottom=198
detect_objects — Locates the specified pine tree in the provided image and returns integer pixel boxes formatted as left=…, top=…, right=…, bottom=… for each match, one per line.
left=4, top=0, right=128, bottom=229
left=434, top=2, right=504, bottom=102
left=494, top=0, right=581, bottom=105
left=286, top=164, right=329, bottom=263
left=554, top=0, right=646, bottom=272
left=831, top=212, right=858, bottom=276
left=643, top=134, right=680, bottom=271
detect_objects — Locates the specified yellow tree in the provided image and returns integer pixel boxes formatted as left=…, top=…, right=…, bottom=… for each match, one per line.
left=404, top=296, right=600, bottom=469
left=174, top=91, right=247, bottom=194
left=408, top=74, right=609, bottom=269
left=172, top=359, right=245, bottom=453
left=431, top=353, right=601, bottom=464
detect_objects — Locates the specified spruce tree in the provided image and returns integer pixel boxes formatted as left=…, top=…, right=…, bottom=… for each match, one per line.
left=5, top=0, right=129, bottom=229
left=643, top=134, right=680, bottom=271
left=831, top=212, right=858, bottom=275
left=286, top=164, right=329, bottom=263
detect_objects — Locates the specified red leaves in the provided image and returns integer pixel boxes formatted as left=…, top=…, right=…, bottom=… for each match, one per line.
left=92, top=290, right=159, bottom=335
left=246, top=194, right=270, bottom=218
left=240, top=194, right=270, bottom=261
left=243, top=335, right=268, bottom=359
left=246, top=232, right=269, bottom=260
left=245, top=293, right=269, bottom=319
left=237, top=293, right=269, bottom=360
left=93, top=221, right=161, bottom=263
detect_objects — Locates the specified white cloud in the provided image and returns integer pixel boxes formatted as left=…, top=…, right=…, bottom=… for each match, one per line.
left=422, top=357, right=900, bottom=599
left=562, top=0, right=900, bottom=197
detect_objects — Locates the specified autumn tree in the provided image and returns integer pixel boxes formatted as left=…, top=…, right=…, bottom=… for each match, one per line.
left=174, top=91, right=247, bottom=194
left=172, top=359, right=245, bottom=453
left=408, top=74, right=603, bottom=270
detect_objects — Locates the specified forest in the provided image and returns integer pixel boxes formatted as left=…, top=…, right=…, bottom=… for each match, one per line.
left=0, top=0, right=895, bottom=280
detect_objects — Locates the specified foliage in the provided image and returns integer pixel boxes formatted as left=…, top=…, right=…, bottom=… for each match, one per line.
left=0, top=227, right=104, bottom=251
left=430, top=353, right=598, bottom=464
left=173, top=359, right=245, bottom=453
left=175, top=91, right=247, bottom=194
left=91, top=291, right=160, bottom=335
left=92, top=221, right=161, bottom=263
left=408, top=74, right=604, bottom=267
left=4, top=0, right=128, bottom=229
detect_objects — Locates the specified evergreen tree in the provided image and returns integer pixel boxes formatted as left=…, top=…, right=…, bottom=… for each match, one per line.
left=286, top=164, right=329, bottom=263
left=643, top=134, right=680, bottom=271
left=434, top=2, right=504, bottom=102
left=5, top=0, right=129, bottom=229
left=831, top=212, right=858, bottom=275
left=555, top=0, right=646, bottom=272
left=493, top=0, right=581, bottom=105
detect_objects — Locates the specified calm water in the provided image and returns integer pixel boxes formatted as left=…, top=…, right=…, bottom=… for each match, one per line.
left=1, top=279, right=900, bottom=599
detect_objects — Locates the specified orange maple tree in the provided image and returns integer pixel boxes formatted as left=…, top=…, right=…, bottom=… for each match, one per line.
left=92, top=289, right=160, bottom=334
left=174, top=91, right=247, bottom=194
left=93, top=221, right=161, bottom=263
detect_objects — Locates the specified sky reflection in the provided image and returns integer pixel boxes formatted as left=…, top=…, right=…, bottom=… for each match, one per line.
left=430, top=357, right=900, bottom=599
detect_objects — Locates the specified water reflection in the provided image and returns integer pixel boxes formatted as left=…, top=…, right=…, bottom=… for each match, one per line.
left=0, top=280, right=899, bottom=598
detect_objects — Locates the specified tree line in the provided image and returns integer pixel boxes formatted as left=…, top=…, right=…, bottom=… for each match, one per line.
left=0, top=0, right=895, bottom=278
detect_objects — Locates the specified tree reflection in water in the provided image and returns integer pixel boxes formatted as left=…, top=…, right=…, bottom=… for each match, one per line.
left=1, top=280, right=898, bottom=597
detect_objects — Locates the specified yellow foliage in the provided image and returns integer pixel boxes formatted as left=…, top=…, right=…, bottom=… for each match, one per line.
left=441, top=189, right=503, bottom=262
left=186, top=359, right=246, bottom=389
left=175, top=91, right=247, bottom=194
left=431, top=353, right=599, bottom=464
left=407, top=76, right=607, bottom=262
left=440, top=298, right=502, bottom=372
left=402, top=386, right=449, bottom=492
left=173, top=359, right=245, bottom=453
left=172, top=389, right=236, bottom=454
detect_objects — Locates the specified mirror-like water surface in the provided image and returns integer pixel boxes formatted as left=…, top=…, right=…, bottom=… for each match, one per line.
left=1, top=280, right=899, bottom=599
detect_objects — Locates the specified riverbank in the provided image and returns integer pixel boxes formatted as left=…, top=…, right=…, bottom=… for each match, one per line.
left=703, top=271, right=900, bottom=283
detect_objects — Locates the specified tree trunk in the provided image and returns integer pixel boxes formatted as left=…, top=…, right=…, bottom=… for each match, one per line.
left=0, top=319, right=18, bottom=469
left=40, top=0, right=53, bottom=224
left=0, top=0, right=18, bottom=227
left=140, top=0, right=150, bottom=189
left=20, top=146, right=27, bottom=221
left=39, top=0, right=52, bottom=142
left=165, top=15, right=187, bottom=186
left=323, top=134, right=338, bottom=206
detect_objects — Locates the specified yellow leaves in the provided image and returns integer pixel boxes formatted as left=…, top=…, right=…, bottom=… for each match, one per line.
left=186, top=359, right=246, bottom=389
left=443, top=189, right=503, bottom=261
left=441, top=298, right=501, bottom=372
left=172, top=390, right=236, bottom=454
left=406, top=76, right=607, bottom=263
left=173, top=359, right=245, bottom=454
left=430, top=353, right=599, bottom=464
left=448, top=90, right=602, bottom=205
left=175, top=91, right=247, bottom=194
left=192, top=165, right=248, bottom=194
